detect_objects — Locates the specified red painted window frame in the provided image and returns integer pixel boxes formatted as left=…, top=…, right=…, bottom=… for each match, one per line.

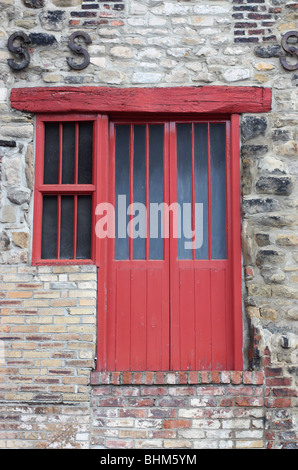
left=11, top=86, right=271, bottom=371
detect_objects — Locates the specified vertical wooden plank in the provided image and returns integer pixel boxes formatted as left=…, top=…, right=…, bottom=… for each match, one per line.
left=73, top=195, right=77, bottom=259
left=131, top=269, right=147, bottom=370
left=230, top=114, right=243, bottom=370
left=146, top=269, right=162, bottom=370
left=115, top=268, right=131, bottom=370
left=195, top=269, right=212, bottom=370
left=179, top=268, right=196, bottom=370
left=145, top=124, right=149, bottom=261
left=169, top=121, right=180, bottom=370
left=191, top=123, right=195, bottom=260
left=129, top=125, right=134, bottom=260
left=32, top=116, right=44, bottom=264
left=96, top=115, right=109, bottom=371
left=211, top=268, right=227, bottom=370
left=207, top=123, right=212, bottom=260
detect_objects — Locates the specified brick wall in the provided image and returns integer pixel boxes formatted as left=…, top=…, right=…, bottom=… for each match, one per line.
left=0, top=265, right=97, bottom=404
left=1, top=359, right=296, bottom=448
left=90, top=370, right=265, bottom=449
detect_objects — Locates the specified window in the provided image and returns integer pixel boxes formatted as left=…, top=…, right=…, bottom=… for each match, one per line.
left=33, top=116, right=96, bottom=264
left=13, top=85, right=271, bottom=372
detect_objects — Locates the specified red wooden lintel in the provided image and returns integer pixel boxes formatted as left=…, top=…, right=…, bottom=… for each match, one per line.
left=10, top=86, right=272, bottom=115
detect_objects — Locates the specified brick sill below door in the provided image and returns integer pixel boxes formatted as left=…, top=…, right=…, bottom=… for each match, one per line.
left=90, top=370, right=264, bottom=386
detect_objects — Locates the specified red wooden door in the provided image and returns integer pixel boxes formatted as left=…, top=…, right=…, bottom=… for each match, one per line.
left=101, top=117, right=242, bottom=371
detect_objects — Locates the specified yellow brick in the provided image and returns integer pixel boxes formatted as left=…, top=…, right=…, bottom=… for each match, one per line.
left=5, top=393, right=34, bottom=401
left=40, top=360, right=63, bottom=367
left=38, top=308, right=65, bottom=315
left=23, top=300, right=50, bottom=307
left=0, top=283, right=16, bottom=290
left=54, top=317, right=80, bottom=324
left=33, top=291, right=60, bottom=298
left=62, top=393, right=90, bottom=402
left=68, top=325, right=95, bottom=333
left=69, top=273, right=96, bottom=281
left=69, top=290, right=96, bottom=298
left=68, top=308, right=94, bottom=315
left=7, top=291, right=32, bottom=298
left=52, top=266, right=79, bottom=273
left=19, top=368, right=47, bottom=375
left=2, top=316, right=24, bottom=324
left=39, top=325, right=66, bottom=333
left=11, top=326, right=38, bottom=332
left=51, top=299, right=77, bottom=307
left=23, top=351, right=50, bottom=358
left=79, top=298, right=96, bottom=306
left=0, top=308, right=9, bottom=315
left=25, top=316, right=52, bottom=324
left=3, top=351, right=22, bottom=358
left=236, top=441, right=264, bottom=449
left=12, top=342, right=36, bottom=350
left=0, top=325, right=10, bottom=332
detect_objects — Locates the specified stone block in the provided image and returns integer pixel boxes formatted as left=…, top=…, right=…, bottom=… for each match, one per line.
left=241, top=116, right=267, bottom=142
left=12, top=232, right=29, bottom=249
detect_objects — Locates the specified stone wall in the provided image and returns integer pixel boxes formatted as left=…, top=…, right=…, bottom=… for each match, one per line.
left=0, top=0, right=298, bottom=449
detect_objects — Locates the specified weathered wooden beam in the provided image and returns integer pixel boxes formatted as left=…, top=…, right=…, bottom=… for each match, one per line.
left=10, top=86, right=272, bottom=114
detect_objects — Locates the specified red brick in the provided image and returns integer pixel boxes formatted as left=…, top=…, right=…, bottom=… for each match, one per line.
left=133, top=372, right=143, bottom=385
left=144, top=372, right=154, bottom=385
left=265, top=398, right=292, bottom=408
left=266, top=377, right=292, bottom=387
left=110, top=372, right=120, bottom=385
left=178, top=372, right=188, bottom=384
left=243, top=371, right=253, bottom=384
left=156, top=372, right=165, bottom=384
left=231, top=371, right=242, bottom=384
left=122, top=372, right=131, bottom=384
left=119, top=409, right=146, bottom=418
left=200, top=371, right=210, bottom=383
left=219, top=398, right=233, bottom=407
left=128, top=398, right=155, bottom=407
left=235, top=397, right=263, bottom=407
left=272, top=388, right=297, bottom=397
left=254, top=371, right=264, bottom=385
left=189, top=371, right=199, bottom=384
left=211, top=371, right=220, bottom=383
left=265, top=367, right=283, bottom=377
left=164, top=419, right=191, bottom=429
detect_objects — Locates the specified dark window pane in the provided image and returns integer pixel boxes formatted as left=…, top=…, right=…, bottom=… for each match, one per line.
left=62, top=123, right=75, bottom=184
left=149, top=125, right=164, bottom=260
left=60, top=196, right=74, bottom=259
left=133, top=125, right=146, bottom=260
left=78, top=122, right=93, bottom=184
left=115, top=125, right=130, bottom=260
left=176, top=123, right=192, bottom=260
left=44, top=123, right=59, bottom=184
left=210, top=123, right=227, bottom=259
left=76, top=195, right=92, bottom=259
left=41, top=196, right=57, bottom=259
left=194, top=124, right=208, bottom=260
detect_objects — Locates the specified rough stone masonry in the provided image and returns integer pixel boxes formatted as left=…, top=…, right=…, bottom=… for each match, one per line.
left=0, top=0, right=298, bottom=449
